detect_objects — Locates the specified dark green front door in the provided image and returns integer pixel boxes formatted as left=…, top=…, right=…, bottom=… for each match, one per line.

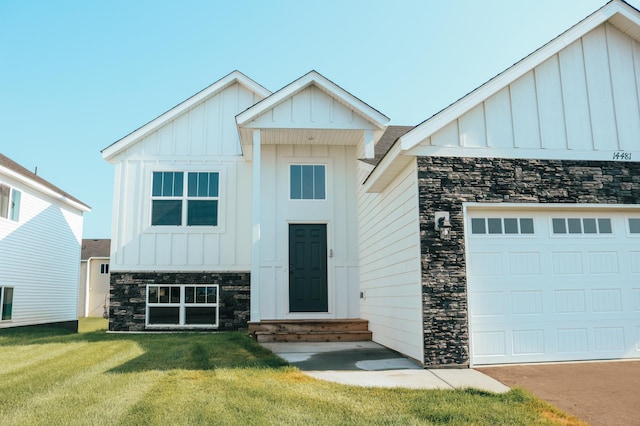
left=289, top=224, right=328, bottom=312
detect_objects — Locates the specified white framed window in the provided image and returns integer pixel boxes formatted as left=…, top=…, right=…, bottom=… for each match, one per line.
left=100, top=263, right=109, bottom=274
left=471, top=218, right=534, bottom=235
left=0, top=183, right=21, bottom=222
left=290, top=164, right=325, bottom=200
left=146, top=285, right=219, bottom=328
left=552, top=218, right=612, bottom=235
left=629, top=218, right=640, bottom=234
left=151, top=171, right=219, bottom=226
left=1, top=287, right=14, bottom=321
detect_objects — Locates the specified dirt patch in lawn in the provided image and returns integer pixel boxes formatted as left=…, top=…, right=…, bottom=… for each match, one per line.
left=477, top=360, right=640, bottom=426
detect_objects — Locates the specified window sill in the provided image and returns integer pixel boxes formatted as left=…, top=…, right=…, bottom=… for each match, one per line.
left=143, top=225, right=224, bottom=235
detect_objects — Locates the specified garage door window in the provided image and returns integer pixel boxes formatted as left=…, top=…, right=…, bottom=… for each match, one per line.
left=471, top=218, right=534, bottom=235
left=629, top=218, right=640, bottom=234
left=552, top=218, right=612, bottom=235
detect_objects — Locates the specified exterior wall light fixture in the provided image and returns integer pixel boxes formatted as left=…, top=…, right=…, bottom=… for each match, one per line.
left=435, top=211, right=452, bottom=240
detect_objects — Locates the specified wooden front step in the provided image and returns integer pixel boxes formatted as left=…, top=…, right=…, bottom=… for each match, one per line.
left=248, top=319, right=372, bottom=343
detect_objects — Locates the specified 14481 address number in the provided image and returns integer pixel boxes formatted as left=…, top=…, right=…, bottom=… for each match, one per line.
left=612, top=151, right=632, bottom=160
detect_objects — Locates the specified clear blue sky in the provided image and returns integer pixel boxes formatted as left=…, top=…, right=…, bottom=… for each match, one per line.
left=1, top=0, right=631, bottom=238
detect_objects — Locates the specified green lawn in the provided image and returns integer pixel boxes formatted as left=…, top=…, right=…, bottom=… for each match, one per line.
left=0, top=318, right=583, bottom=425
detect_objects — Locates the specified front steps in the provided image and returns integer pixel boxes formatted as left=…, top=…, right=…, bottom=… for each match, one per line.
left=248, top=319, right=372, bottom=343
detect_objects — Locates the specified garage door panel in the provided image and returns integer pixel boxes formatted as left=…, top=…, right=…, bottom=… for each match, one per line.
left=467, top=209, right=640, bottom=365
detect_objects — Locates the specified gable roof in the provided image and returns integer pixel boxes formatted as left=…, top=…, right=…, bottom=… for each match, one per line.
left=0, top=153, right=90, bottom=212
left=236, top=70, right=390, bottom=130
left=365, top=0, right=640, bottom=192
left=81, top=238, right=111, bottom=259
left=101, top=70, right=271, bottom=161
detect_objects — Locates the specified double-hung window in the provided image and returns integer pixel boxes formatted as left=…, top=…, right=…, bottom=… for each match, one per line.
left=0, top=287, right=13, bottom=321
left=146, top=285, right=219, bottom=327
left=151, top=172, right=219, bottom=226
left=0, top=183, right=21, bottom=222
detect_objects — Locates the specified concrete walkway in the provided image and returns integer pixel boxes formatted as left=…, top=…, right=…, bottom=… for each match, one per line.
left=261, top=341, right=509, bottom=393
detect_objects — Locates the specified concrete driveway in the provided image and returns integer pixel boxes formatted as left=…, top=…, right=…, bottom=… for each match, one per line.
left=477, top=361, right=640, bottom=426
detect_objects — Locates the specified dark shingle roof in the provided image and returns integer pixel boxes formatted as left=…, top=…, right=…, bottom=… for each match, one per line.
left=0, top=153, right=90, bottom=210
left=81, top=239, right=111, bottom=259
left=361, top=125, right=415, bottom=166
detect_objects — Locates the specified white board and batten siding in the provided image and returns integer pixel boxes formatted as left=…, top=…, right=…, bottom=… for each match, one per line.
left=258, top=144, right=361, bottom=320
left=108, top=82, right=261, bottom=272
left=0, top=172, right=85, bottom=328
left=357, top=160, right=423, bottom=362
left=412, top=23, right=640, bottom=160
left=246, top=85, right=375, bottom=320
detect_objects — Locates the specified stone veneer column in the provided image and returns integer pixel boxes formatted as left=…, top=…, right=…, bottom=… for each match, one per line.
left=108, top=272, right=250, bottom=332
left=417, top=156, right=640, bottom=367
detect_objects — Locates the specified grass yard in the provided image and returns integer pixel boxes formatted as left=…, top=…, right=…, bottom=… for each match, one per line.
left=0, top=318, right=584, bottom=426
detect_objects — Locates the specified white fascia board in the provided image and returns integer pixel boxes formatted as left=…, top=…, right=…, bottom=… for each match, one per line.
left=399, top=1, right=635, bottom=152
left=236, top=70, right=390, bottom=130
left=406, top=145, right=640, bottom=162
left=102, top=71, right=271, bottom=162
left=0, top=165, right=91, bottom=213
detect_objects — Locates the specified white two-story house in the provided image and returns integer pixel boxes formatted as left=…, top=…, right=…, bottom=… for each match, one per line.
left=104, top=0, right=640, bottom=367
left=0, top=154, right=90, bottom=331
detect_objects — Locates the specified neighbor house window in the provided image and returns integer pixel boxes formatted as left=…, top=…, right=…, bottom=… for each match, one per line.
left=0, top=184, right=21, bottom=222
left=146, top=285, right=219, bottom=327
left=290, top=165, right=325, bottom=200
left=100, top=263, right=109, bottom=274
left=552, top=218, right=612, bottom=235
left=1, top=287, right=13, bottom=321
left=151, top=172, right=219, bottom=226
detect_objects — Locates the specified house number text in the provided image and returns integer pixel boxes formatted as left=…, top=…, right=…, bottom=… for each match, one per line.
left=612, top=151, right=632, bottom=161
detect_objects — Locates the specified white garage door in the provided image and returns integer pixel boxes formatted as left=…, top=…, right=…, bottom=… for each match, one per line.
left=466, top=207, right=640, bottom=365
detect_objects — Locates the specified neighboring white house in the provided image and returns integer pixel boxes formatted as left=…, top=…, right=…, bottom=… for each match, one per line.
left=78, top=239, right=110, bottom=318
left=0, top=154, right=90, bottom=331
left=103, top=0, right=640, bottom=367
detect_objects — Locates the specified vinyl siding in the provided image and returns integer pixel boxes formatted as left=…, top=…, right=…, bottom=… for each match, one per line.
left=0, top=174, right=83, bottom=328
left=358, top=159, right=422, bottom=362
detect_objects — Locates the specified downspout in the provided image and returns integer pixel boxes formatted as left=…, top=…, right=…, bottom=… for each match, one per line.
left=85, top=257, right=93, bottom=317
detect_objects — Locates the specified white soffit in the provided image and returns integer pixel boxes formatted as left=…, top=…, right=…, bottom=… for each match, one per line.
left=101, top=70, right=271, bottom=161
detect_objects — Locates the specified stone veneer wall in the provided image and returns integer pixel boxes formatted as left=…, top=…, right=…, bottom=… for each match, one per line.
left=109, top=272, right=250, bottom=331
left=417, top=157, right=640, bottom=367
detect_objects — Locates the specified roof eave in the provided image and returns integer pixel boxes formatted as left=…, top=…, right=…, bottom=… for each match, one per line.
left=102, top=70, right=271, bottom=162
left=236, top=70, right=390, bottom=130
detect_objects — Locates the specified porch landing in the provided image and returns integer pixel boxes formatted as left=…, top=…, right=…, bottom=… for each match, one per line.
left=248, top=319, right=372, bottom=343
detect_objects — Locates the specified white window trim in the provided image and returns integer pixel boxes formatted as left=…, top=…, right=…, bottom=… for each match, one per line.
left=145, top=284, right=219, bottom=329
left=148, top=170, right=221, bottom=229
left=0, top=182, right=20, bottom=223
left=288, top=163, right=327, bottom=201
left=0, top=286, right=13, bottom=321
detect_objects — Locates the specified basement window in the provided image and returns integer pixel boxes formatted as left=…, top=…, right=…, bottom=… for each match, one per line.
left=146, top=285, right=219, bottom=328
